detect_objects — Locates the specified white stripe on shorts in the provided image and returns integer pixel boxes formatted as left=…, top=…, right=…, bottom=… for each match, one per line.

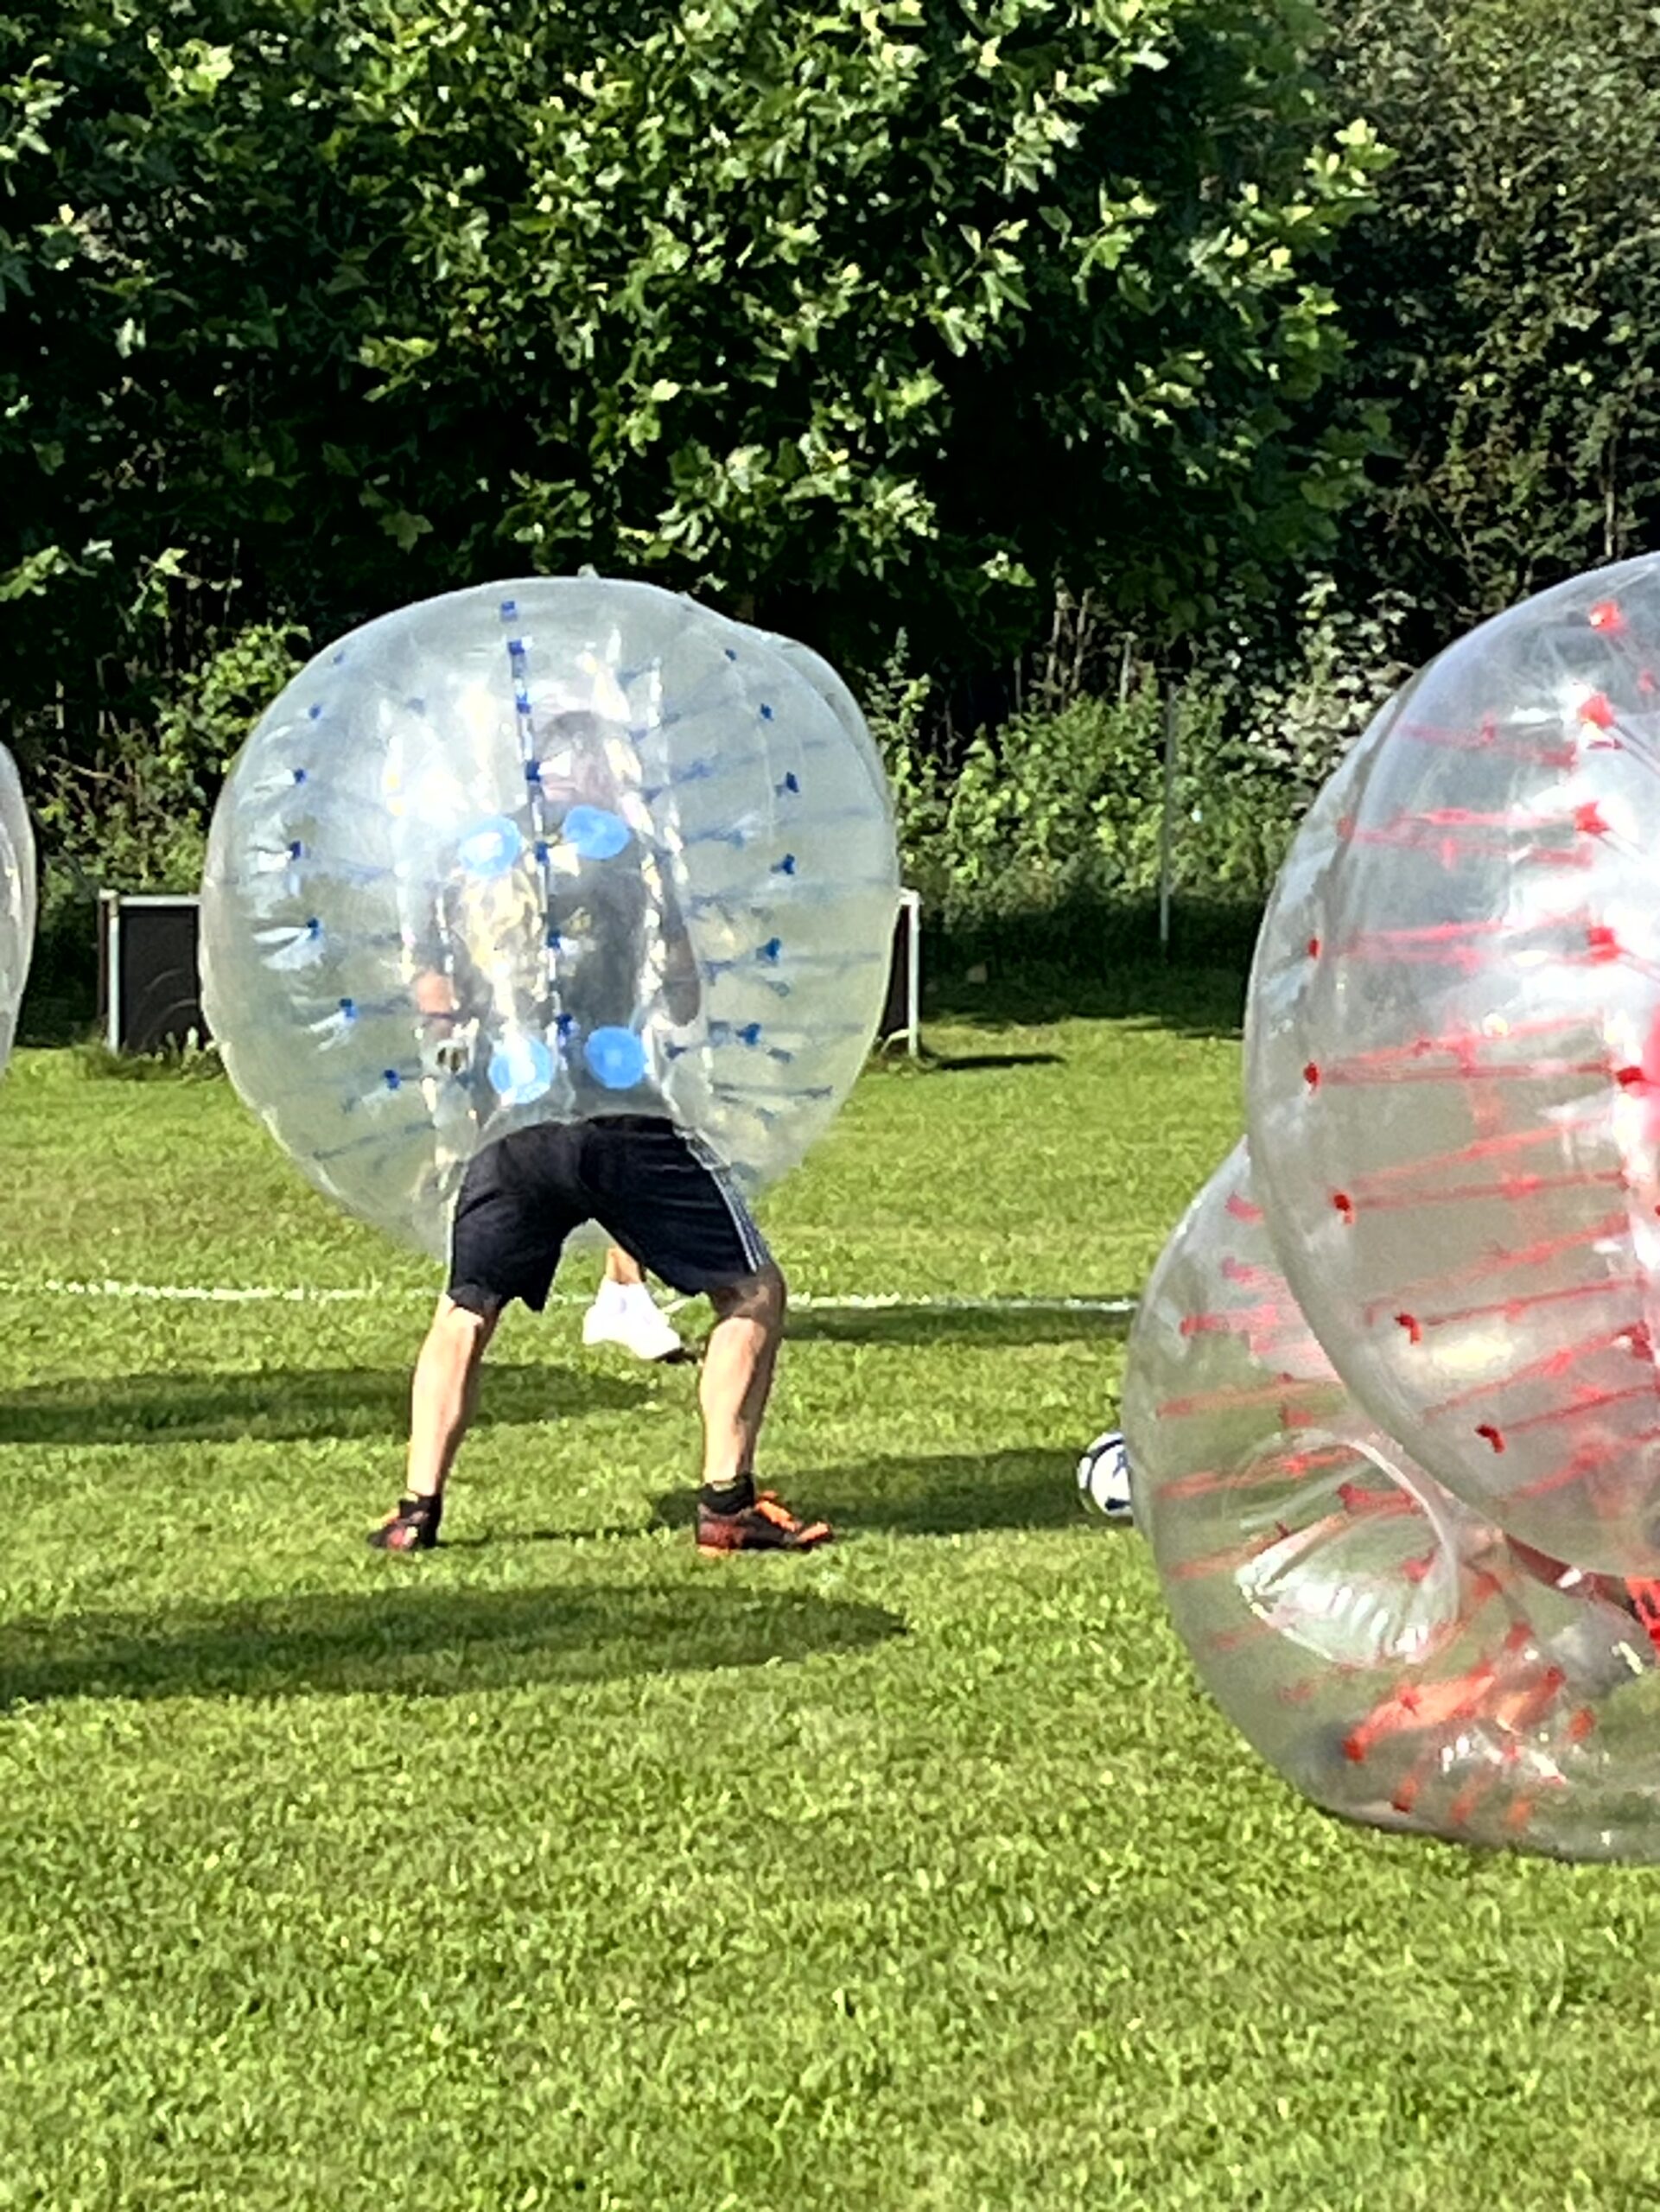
left=684, top=1129, right=770, bottom=1275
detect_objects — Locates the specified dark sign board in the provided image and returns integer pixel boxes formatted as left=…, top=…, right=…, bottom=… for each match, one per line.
left=99, top=895, right=208, bottom=1056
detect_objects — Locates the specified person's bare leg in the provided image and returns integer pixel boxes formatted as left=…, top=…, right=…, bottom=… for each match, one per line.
left=605, top=1245, right=645, bottom=1287
left=408, top=1296, right=499, bottom=1497
left=371, top=1296, right=499, bottom=1552
left=694, top=1265, right=829, bottom=1550
left=699, top=1265, right=786, bottom=1490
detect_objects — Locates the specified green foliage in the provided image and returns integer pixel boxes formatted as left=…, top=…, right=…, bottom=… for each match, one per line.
left=72, top=1030, right=223, bottom=1081
left=862, top=635, right=945, bottom=884
left=948, top=693, right=1173, bottom=915
left=875, top=668, right=1317, bottom=935
left=2, top=0, right=1383, bottom=876
left=1324, top=0, right=1660, bottom=638
left=32, top=615, right=306, bottom=893
left=1205, top=567, right=1415, bottom=791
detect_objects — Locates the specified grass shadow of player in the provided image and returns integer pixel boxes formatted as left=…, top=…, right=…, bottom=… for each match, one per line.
left=653, top=1445, right=1110, bottom=1540
left=0, top=1361, right=649, bottom=1448
left=782, top=1304, right=1135, bottom=1350
left=0, top=1582, right=906, bottom=1707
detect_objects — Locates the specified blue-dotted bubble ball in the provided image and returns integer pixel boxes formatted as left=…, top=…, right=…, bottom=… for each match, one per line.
left=200, top=577, right=900, bottom=1256
left=0, top=744, right=35, bottom=1078
left=760, top=629, right=895, bottom=835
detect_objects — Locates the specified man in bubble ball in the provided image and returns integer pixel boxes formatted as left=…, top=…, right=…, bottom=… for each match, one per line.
left=369, top=709, right=831, bottom=1556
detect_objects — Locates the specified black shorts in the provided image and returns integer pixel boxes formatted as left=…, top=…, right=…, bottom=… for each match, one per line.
left=445, top=1116, right=773, bottom=1315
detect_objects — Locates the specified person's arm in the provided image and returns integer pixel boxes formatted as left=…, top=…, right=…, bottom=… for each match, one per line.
left=414, top=969, right=460, bottom=1019
left=412, top=965, right=474, bottom=1077
left=663, top=927, right=700, bottom=1027
left=656, top=868, right=702, bottom=1027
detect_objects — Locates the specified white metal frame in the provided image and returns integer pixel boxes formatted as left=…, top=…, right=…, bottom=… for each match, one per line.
left=898, top=887, right=922, bottom=1058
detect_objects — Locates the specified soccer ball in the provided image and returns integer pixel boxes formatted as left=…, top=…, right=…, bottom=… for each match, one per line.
left=1077, top=1429, right=1135, bottom=1524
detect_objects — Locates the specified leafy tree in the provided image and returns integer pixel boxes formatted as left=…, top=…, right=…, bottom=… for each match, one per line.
left=1, top=0, right=1382, bottom=885
left=1323, top=0, right=1660, bottom=646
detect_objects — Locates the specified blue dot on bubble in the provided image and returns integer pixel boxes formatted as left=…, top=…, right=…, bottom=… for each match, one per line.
left=308, top=704, right=323, bottom=722
left=563, top=805, right=631, bottom=862
left=488, top=1032, right=555, bottom=1107
left=457, top=816, right=524, bottom=879
left=584, top=1027, right=648, bottom=1090
left=293, top=767, right=308, bottom=785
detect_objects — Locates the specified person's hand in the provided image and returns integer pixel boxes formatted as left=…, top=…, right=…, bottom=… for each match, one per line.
left=419, top=1013, right=476, bottom=1079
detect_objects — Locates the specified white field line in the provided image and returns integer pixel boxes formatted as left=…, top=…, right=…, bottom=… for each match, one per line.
left=0, top=1274, right=1138, bottom=1318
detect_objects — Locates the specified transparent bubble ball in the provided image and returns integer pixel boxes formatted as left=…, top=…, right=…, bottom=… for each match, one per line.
left=1124, top=1142, right=1660, bottom=1863
left=1249, top=552, right=1660, bottom=1575
left=200, top=578, right=900, bottom=1255
left=0, top=743, right=35, bottom=1078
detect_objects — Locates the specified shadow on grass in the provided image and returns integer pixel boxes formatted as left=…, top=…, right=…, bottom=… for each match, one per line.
left=919, top=900, right=1254, bottom=1036
left=919, top=1050, right=1066, bottom=1075
left=0, top=1361, right=652, bottom=1447
left=930, top=960, right=1247, bottom=1039
left=655, top=1445, right=1123, bottom=1539
left=0, top=1581, right=905, bottom=1705
left=784, top=1304, right=1135, bottom=1349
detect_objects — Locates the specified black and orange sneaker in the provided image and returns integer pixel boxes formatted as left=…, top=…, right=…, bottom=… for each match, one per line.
left=696, top=1484, right=832, bottom=1554
left=367, top=1492, right=443, bottom=1553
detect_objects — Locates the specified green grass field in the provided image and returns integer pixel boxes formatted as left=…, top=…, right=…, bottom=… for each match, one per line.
left=3, top=963, right=1658, bottom=2211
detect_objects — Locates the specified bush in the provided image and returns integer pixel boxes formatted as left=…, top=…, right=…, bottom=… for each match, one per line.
left=16, top=614, right=303, bottom=1039
left=31, top=615, right=306, bottom=896
left=863, top=566, right=1420, bottom=970
left=876, top=674, right=1315, bottom=933
left=72, top=1033, right=223, bottom=1083
left=1322, top=0, right=1660, bottom=645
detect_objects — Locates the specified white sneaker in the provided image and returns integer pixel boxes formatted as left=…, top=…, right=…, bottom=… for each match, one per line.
left=582, top=1281, right=686, bottom=1362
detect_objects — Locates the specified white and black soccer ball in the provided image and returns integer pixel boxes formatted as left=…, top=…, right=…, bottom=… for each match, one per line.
left=1076, top=1428, right=1135, bottom=1525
